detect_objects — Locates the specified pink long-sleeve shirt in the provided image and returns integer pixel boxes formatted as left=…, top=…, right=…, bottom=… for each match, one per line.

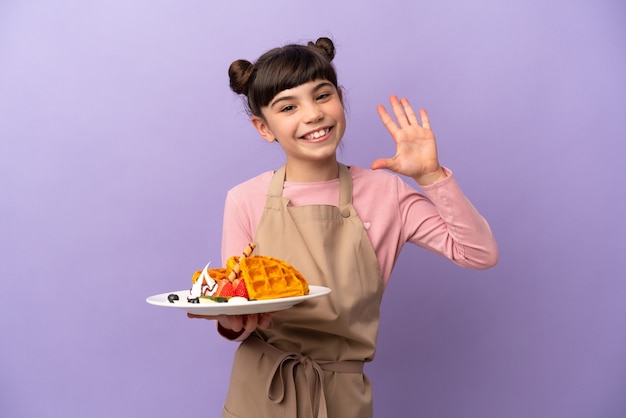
left=221, top=165, right=498, bottom=288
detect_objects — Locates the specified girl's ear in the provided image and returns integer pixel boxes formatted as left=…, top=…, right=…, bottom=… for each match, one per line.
left=251, top=116, right=276, bottom=143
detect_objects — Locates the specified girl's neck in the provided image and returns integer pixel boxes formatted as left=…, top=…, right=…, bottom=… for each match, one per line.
left=284, top=158, right=339, bottom=182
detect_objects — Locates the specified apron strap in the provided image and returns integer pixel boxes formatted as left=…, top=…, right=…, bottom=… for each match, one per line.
left=337, top=163, right=352, bottom=207
left=268, top=165, right=287, bottom=197
left=245, top=335, right=364, bottom=418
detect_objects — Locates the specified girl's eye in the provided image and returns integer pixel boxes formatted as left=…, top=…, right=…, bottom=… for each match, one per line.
left=317, top=92, right=331, bottom=101
left=280, top=105, right=296, bottom=113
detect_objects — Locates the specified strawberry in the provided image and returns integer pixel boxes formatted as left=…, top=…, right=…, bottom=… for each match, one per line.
left=215, top=279, right=235, bottom=297
left=233, top=278, right=249, bottom=299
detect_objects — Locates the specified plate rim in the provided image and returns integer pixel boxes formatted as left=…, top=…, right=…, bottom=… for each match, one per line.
left=146, top=285, right=331, bottom=315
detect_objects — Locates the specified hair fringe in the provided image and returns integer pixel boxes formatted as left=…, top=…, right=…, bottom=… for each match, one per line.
left=228, top=37, right=339, bottom=116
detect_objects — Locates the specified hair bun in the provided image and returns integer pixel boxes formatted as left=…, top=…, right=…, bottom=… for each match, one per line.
left=228, top=59, right=254, bottom=95
left=308, top=37, right=335, bottom=61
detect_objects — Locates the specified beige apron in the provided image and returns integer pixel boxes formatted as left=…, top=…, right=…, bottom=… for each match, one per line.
left=222, top=164, right=384, bottom=418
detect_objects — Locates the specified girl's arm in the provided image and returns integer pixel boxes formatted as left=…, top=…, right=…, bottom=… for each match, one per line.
left=373, top=96, right=497, bottom=269
left=400, top=171, right=499, bottom=269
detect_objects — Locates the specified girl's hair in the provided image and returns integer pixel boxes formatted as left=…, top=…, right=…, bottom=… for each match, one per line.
left=228, top=37, right=338, bottom=117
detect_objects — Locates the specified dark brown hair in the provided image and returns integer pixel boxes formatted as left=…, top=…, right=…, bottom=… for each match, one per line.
left=228, top=37, right=338, bottom=117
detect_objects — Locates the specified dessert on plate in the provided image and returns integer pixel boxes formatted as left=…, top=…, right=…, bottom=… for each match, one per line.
left=187, top=243, right=309, bottom=303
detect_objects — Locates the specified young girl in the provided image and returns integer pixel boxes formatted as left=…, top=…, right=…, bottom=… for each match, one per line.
left=190, top=37, right=498, bottom=418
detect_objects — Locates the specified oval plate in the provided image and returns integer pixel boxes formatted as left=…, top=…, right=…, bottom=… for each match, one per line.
left=146, top=285, right=331, bottom=315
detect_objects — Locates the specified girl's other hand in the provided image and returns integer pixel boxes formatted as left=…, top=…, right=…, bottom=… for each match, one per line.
left=372, top=95, right=447, bottom=186
left=187, top=312, right=273, bottom=335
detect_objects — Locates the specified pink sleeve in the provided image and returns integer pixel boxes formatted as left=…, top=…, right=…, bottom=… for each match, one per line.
left=220, top=174, right=269, bottom=265
left=401, top=169, right=499, bottom=269
left=221, top=191, right=256, bottom=265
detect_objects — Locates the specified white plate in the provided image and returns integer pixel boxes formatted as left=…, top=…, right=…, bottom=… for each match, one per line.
left=146, top=285, right=331, bottom=315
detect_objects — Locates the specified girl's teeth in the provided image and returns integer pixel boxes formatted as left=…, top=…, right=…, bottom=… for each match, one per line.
left=306, top=129, right=328, bottom=140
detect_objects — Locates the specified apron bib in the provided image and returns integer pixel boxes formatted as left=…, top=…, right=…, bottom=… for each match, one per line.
left=222, top=164, right=383, bottom=418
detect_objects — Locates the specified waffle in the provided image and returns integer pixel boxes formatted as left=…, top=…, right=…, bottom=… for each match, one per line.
left=191, top=267, right=228, bottom=284
left=190, top=242, right=309, bottom=300
left=237, top=255, right=309, bottom=300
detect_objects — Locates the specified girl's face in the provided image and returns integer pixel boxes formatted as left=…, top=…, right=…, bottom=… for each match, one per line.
left=252, top=79, right=346, bottom=171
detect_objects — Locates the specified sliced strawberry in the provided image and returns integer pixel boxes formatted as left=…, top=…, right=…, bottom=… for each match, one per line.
left=233, top=278, right=249, bottom=299
left=213, top=279, right=226, bottom=295
left=215, top=279, right=235, bottom=297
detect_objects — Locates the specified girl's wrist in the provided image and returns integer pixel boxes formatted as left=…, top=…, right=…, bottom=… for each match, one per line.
left=413, top=167, right=447, bottom=186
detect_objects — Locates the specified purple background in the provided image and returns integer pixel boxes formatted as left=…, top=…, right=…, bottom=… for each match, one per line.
left=1, top=1, right=625, bottom=417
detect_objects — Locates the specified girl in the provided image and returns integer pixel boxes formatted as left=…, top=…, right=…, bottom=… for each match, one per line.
left=190, top=37, right=498, bottom=418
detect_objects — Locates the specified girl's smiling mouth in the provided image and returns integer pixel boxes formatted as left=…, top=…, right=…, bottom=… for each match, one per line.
left=302, top=127, right=332, bottom=142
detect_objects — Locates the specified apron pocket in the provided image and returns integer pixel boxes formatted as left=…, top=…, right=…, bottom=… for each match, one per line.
left=222, top=340, right=277, bottom=417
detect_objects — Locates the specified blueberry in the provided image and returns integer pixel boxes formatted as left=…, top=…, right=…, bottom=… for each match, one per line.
left=187, top=297, right=200, bottom=304
left=167, top=294, right=180, bottom=303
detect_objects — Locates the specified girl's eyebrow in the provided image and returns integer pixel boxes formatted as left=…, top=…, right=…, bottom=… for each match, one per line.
left=269, top=81, right=334, bottom=108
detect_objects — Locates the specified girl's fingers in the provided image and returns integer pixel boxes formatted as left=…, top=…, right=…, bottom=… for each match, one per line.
left=244, top=313, right=273, bottom=332
left=187, top=313, right=219, bottom=320
left=400, top=97, right=420, bottom=126
left=381, top=96, right=426, bottom=130
left=371, top=157, right=394, bottom=171
left=258, top=312, right=272, bottom=329
left=376, top=104, right=399, bottom=138
left=188, top=312, right=272, bottom=333
left=389, top=95, right=410, bottom=127
left=224, top=315, right=244, bottom=332
left=419, top=108, right=431, bottom=130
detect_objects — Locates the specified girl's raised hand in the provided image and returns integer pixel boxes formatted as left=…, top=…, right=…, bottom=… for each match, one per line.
left=371, top=95, right=446, bottom=186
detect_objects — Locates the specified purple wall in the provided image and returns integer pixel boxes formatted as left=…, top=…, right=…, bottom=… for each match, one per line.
left=1, top=1, right=625, bottom=417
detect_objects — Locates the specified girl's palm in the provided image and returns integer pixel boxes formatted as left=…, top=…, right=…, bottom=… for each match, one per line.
left=371, top=96, right=443, bottom=184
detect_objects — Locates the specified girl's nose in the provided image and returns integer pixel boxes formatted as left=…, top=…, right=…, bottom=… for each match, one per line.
left=303, top=103, right=324, bottom=123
